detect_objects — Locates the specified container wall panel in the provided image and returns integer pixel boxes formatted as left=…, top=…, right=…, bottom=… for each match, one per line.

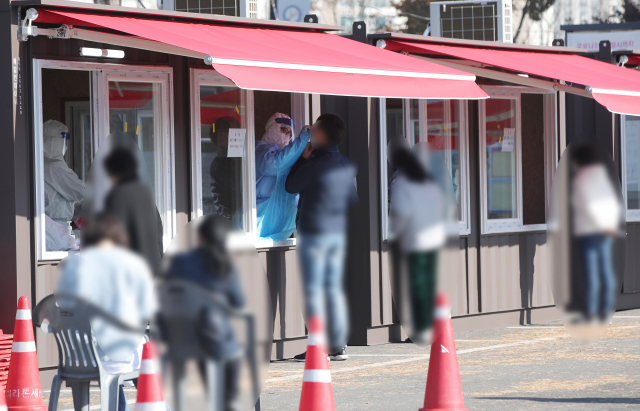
left=264, top=248, right=306, bottom=342
left=480, top=234, right=521, bottom=312
left=35, top=263, right=60, bottom=369
left=624, top=223, right=640, bottom=294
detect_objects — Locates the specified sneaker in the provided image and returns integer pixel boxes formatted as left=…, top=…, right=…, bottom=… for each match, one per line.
left=329, top=348, right=348, bottom=361
left=293, top=352, right=306, bottom=362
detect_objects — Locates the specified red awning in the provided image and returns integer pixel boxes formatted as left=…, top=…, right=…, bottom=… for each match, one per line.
left=35, top=9, right=487, bottom=100
left=383, top=40, right=640, bottom=116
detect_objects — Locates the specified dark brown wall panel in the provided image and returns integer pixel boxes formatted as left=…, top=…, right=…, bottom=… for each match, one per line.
left=624, top=223, right=640, bottom=294
left=521, top=93, right=546, bottom=226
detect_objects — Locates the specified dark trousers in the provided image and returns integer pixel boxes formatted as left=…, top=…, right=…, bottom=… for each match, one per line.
left=198, top=358, right=242, bottom=405
left=408, top=251, right=438, bottom=333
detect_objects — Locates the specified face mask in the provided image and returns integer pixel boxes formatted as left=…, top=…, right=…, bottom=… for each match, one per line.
left=310, top=134, right=321, bottom=149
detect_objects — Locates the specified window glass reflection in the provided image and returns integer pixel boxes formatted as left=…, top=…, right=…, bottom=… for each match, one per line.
left=199, top=85, right=245, bottom=229
left=427, top=100, right=462, bottom=221
left=485, top=99, right=517, bottom=220
left=625, top=116, right=640, bottom=210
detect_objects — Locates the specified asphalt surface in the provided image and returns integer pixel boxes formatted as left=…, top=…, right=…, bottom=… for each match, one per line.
left=42, top=310, right=640, bottom=410
left=262, top=311, right=640, bottom=411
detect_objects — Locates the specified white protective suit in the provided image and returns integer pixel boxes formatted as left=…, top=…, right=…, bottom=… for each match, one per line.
left=43, top=120, right=85, bottom=251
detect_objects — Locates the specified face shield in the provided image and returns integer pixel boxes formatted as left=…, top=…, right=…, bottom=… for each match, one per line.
left=261, top=113, right=294, bottom=150
left=61, top=132, right=70, bottom=156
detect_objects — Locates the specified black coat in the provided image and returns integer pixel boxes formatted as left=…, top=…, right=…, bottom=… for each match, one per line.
left=285, top=145, right=358, bottom=235
left=105, top=178, right=164, bottom=274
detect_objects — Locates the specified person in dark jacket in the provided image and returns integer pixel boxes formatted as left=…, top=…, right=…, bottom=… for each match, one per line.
left=164, top=215, right=245, bottom=411
left=208, top=117, right=243, bottom=223
left=285, top=114, right=357, bottom=362
left=104, top=146, right=164, bottom=274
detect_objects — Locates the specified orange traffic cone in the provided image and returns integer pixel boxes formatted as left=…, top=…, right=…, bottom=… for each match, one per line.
left=420, top=293, right=468, bottom=411
left=299, top=316, right=335, bottom=411
left=135, top=341, right=165, bottom=411
left=5, top=297, right=46, bottom=411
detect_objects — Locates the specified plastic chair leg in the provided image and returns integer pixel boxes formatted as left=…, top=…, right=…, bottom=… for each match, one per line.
left=69, top=381, right=90, bottom=411
left=47, top=374, right=63, bottom=411
left=172, top=360, right=186, bottom=411
left=100, top=374, right=121, bottom=411
left=205, top=360, right=224, bottom=411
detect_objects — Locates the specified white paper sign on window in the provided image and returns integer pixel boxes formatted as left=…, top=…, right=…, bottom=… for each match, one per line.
left=227, top=128, right=246, bottom=158
left=502, top=128, right=515, bottom=152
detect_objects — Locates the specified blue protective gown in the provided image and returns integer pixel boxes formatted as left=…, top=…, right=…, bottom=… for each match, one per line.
left=255, top=129, right=310, bottom=241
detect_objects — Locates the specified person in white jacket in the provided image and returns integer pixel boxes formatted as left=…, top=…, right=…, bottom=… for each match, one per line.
left=43, top=120, right=85, bottom=250
left=571, top=145, right=622, bottom=322
left=389, top=140, right=447, bottom=343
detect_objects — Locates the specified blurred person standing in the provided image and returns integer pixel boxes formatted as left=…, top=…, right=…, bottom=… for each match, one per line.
left=209, top=117, right=243, bottom=222
left=388, top=140, right=447, bottom=343
left=285, top=114, right=357, bottom=361
left=164, top=215, right=246, bottom=411
left=57, top=214, right=156, bottom=411
left=255, top=113, right=310, bottom=240
left=571, top=145, right=622, bottom=323
left=104, top=146, right=164, bottom=274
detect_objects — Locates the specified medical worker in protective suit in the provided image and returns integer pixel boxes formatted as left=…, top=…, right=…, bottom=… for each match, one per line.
left=255, top=113, right=310, bottom=240
left=43, top=120, right=85, bottom=251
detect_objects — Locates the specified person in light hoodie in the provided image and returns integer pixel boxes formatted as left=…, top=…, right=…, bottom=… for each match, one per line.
left=571, top=145, right=622, bottom=323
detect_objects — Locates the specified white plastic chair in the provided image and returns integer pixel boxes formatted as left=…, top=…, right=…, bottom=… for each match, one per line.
left=33, top=294, right=147, bottom=411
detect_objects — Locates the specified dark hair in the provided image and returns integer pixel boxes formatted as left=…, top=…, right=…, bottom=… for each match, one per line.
left=316, top=113, right=346, bottom=145
left=104, top=147, right=138, bottom=181
left=573, top=145, right=599, bottom=167
left=209, top=116, right=240, bottom=145
left=81, top=214, right=129, bottom=248
left=198, top=215, right=233, bottom=276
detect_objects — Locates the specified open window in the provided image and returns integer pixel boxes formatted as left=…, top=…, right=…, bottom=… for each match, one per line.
left=479, top=87, right=556, bottom=234
left=622, top=115, right=640, bottom=222
left=33, top=60, right=175, bottom=260
left=380, top=97, right=471, bottom=239
left=190, top=69, right=308, bottom=247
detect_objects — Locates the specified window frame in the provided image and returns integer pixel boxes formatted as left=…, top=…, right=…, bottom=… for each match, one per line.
left=33, top=59, right=176, bottom=261
left=621, top=114, right=640, bottom=222
left=379, top=97, right=472, bottom=240
left=478, top=86, right=557, bottom=234
left=189, top=69, right=257, bottom=236
left=189, top=68, right=309, bottom=248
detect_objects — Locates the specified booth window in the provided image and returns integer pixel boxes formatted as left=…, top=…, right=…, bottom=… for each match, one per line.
left=380, top=97, right=470, bottom=239
left=33, top=60, right=175, bottom=260
left=190, top=69, right=308, bottom=246
left=622, top=115, right=640, bottom=221
left=479, top=88, right=555, bottom=234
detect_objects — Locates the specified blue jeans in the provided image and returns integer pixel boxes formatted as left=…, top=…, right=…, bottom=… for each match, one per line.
left=119, top=385, right=131, bottom=411
left=298, top=232, right=348, bottom=351
left=578, top=235, right=617, bottom=317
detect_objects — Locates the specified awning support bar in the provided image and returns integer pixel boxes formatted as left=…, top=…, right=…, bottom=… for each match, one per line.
left=416, top=55, right=593, bottom=99
left=29, top=25, right=207, bottom=61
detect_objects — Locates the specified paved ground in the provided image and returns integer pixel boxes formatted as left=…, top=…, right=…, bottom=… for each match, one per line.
left=43, top=310, right=640, bottom=410
left=261, top=310, right=640, bottom=411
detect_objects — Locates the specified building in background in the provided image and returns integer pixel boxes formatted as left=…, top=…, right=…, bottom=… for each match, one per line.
left=430, top=0, right=513, bottom=42
left=311, top=0, right=405, bottom=33
left=511, top=0, right=623, bottom=46
left=563, top=20, right=640, bottom=50
left=276, top=0, right=310, bottom=21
